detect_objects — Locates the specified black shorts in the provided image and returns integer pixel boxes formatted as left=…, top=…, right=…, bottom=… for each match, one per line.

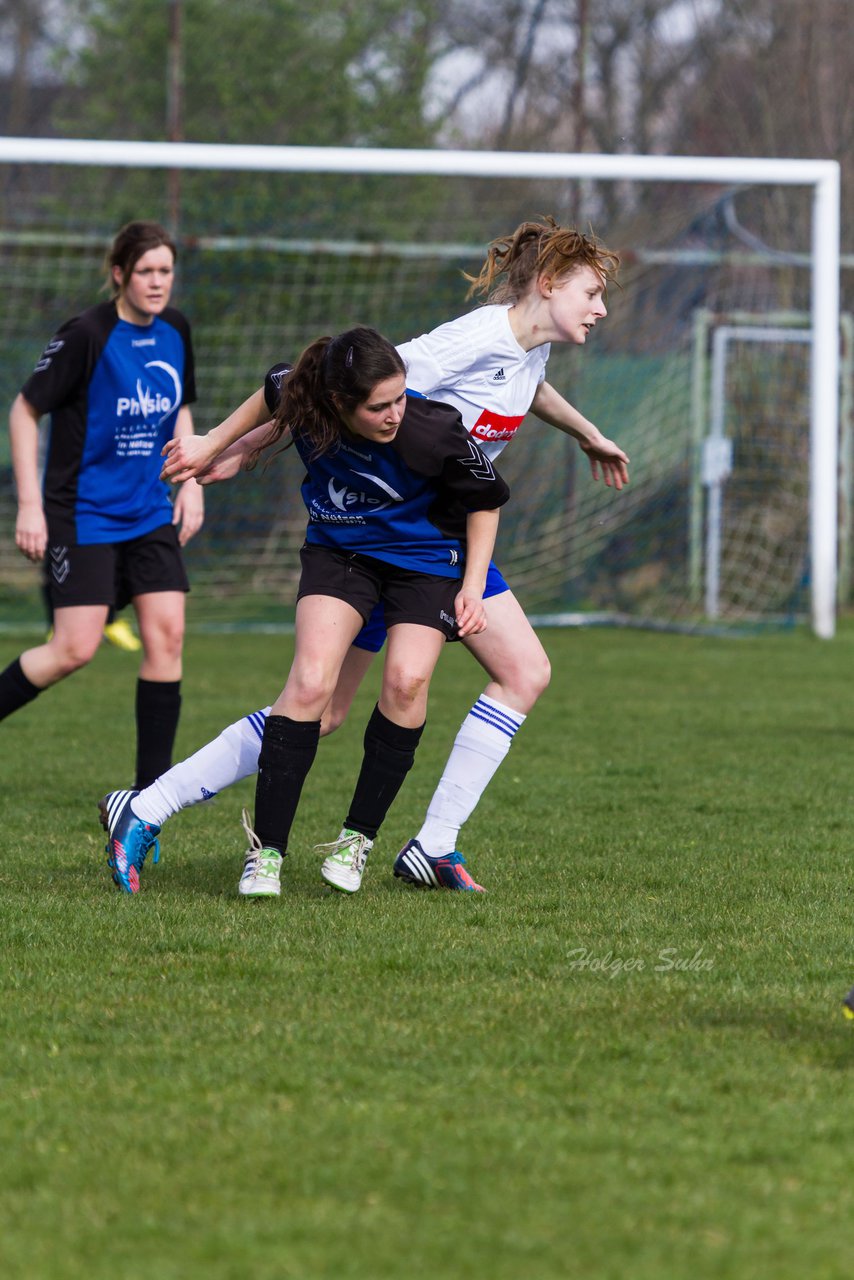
left=44, top=523, right=190, bottom=611
left=297, top=544, right=460, bottom=641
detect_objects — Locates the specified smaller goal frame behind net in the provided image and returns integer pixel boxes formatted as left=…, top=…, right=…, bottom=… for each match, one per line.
left=0, top=138, right=840, bottom=637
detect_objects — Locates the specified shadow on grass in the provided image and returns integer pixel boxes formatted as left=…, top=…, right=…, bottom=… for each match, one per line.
left=689, top=1001, right=854, bottom=1070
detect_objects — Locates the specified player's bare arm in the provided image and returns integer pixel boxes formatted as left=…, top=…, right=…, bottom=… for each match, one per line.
left=9, top=392, right=48, bottom=562
left=194, top=420, right=282, bottom=486
left=530, top=380, right=629, bottom=489
left=160, top=385, right=269, bottom=483
left=455, top=507, right=501, bottom=637
left=169, top=404, right=205, bottom=544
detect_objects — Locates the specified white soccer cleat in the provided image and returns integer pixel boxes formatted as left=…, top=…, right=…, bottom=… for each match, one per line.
left=317, top=827, right=374, bottom=894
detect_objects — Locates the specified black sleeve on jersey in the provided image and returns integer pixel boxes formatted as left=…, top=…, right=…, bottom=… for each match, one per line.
left=264, top=363, right=294, bottom=416
left=437, top=432, right=511, bottom=513
left=20, top=303, right=117, bottom=415
left=162, top=305, right=197, bottom=405
left=397, top=397, right=511, bottom=514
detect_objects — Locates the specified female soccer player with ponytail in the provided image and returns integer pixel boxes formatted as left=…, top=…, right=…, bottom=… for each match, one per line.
left=102, top=326, right=509, bottom=895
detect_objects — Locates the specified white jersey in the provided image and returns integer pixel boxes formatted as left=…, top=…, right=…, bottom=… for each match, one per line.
left=396, top=304, right=549, bottom=461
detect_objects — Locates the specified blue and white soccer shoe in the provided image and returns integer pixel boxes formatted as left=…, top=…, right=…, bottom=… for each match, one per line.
left=99, top=789, right=160, bottom=894
left=393, top=839, right=485, bottom=892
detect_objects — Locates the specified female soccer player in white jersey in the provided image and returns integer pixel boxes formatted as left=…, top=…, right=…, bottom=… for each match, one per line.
left=0, top=221, right=204, bottom=789
left=103, top=217, right=625, bottom=892
left=102, top=327, right=508, bottom=894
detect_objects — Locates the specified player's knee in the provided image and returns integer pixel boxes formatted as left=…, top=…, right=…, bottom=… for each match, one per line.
left=530, top=650, right=552, bottom=700
left=382, top=667, right=431, bottom=716
left=140, top=622, right=184, bottom=668
left=503, top=649, right=551, bottom=709
left=160, top=620, right=185, bottom=663
left=289, top=668, right=338, bottom=717
left=52, top=635, right=100, bottom=674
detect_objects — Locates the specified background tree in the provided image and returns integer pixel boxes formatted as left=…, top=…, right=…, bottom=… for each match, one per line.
left=55, top=0, right=443, bottom=148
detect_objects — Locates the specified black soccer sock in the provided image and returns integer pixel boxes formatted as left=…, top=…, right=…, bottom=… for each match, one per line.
left=0, top=657, right=43, bottom=721
left=135, top=678, right=182, bottom=789
left=344, top=704, right=425, bottom=841
left=253, top=715, right=321, bottom=854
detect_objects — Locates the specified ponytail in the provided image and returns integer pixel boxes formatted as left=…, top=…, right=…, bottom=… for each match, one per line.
left=261, top=326, right=405, bottom=462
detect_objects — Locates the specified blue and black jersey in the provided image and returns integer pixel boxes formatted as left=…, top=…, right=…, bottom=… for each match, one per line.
left=263, top=364, right=510, bottom=579
left=22, top=299, right=196, bottom=545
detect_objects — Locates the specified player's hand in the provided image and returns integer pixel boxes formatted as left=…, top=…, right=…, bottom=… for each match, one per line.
left=15, top=500, right=48, bottom=562
left=172, top=478, right=205, bottom=545
left=454, top=585, right=488, bottom=637
left=161, top=434, right=219, bottom=483
left=580, top=431, right=630, bottom=490
left=195, top=437, right=253, bottom=486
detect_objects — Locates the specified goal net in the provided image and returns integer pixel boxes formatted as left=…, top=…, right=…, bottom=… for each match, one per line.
left=0, top=142, right=842, bottom=635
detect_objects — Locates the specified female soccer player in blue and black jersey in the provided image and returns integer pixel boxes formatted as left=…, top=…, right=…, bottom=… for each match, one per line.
left=101, top=326, right=509, bottom=896
left=0, top=220, right=204, bottom=789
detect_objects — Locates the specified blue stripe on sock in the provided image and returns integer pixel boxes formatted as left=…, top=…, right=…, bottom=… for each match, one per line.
left=247, top=710, right=267, bottom=741
left=470, top=698, right=522, bottom=739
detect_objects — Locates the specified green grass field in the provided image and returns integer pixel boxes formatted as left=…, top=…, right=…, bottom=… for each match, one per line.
left=2, top=621, right=854, bottom=1279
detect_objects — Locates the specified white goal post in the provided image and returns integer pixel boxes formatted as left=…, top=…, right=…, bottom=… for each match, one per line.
left=0, top=137, right=841, bottom=636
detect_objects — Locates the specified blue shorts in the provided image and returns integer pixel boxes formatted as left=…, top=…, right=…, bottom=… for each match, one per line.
left=352, top=560, right=509, bottom=652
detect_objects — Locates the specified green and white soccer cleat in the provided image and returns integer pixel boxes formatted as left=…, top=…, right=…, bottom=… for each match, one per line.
left=317, top=827, right=374, bottom=894
left=237, top=809, right=283, bottom=898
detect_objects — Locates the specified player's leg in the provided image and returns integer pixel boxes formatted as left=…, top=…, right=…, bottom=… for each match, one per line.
left=125, top=525, right=189, bottom=790
left=98, top=589, right=186, bottom=894
left=320, top=568, right=458, bottom=895
left=151, top=607, right=380, bottom=816
left=242, top=589, right=365, bottom=897
left=320, top=620, right=443, bottom=893
left=0, top=604, right=108, bottom=721
left=398, top=584, right=549, bottom=889
left=320, top=620, right=382, bottom=735
left=0, top=541, right=112, bottom=719
left=99, top=608, right=384, bottom=891
left=99, top=528, right=189, bottom=893
left=132, top=589, right=185, bottom=788
left=128, top=638, right=378, bottom=829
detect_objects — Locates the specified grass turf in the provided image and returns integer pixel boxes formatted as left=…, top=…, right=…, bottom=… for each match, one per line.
left=1, top=622, right=853, bottom=1279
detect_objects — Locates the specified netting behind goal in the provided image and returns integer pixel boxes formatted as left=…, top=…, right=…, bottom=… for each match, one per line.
left=0, top=154, right=845, bottom=632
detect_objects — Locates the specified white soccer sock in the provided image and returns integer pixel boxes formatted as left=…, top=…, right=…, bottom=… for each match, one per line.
left=415, top=695, right=525, bottom=857
left=132, top=707, right=270, bottom=826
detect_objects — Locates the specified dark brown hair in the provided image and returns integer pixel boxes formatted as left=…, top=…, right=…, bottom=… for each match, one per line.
left=106, top=220, right=177, bottom=295
left=259, top=326, right=406, bottom=463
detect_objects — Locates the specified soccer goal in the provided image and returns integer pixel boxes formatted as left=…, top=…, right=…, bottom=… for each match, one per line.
left=689, top=308, right=853, bottom=622
left=0, top=138, right=841, bottom=636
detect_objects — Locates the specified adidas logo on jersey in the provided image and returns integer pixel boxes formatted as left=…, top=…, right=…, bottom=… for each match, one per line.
left=492, top=367, right=506, bottom=382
